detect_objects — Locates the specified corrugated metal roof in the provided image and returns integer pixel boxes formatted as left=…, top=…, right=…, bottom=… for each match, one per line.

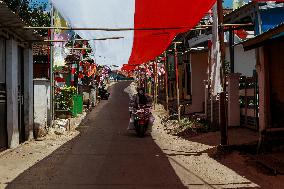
left=242, top=22, right=284, bottom=50
left=0, top=1, right=42, bottom=42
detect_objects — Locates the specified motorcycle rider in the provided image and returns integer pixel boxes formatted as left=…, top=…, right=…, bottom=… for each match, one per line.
left=133, top=87, right=148, bottom=108
left=128, top=87, right=154, bottom=130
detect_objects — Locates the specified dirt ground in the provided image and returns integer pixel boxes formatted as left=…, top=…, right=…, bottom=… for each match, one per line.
left=151, top=104, right=284, bottom=189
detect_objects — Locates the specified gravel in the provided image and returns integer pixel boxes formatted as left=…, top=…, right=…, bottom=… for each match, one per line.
left=151, top=104, right=259, bottom=189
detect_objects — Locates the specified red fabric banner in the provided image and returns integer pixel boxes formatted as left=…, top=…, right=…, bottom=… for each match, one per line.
left=128, top=0, right=216, bottom=65
left=121, top=64, right=137, bottom=72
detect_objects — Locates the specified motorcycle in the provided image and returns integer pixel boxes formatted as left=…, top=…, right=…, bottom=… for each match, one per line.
left=98, top=85, right=110, bottom=100
left=132, top=105, right=151, bottom=137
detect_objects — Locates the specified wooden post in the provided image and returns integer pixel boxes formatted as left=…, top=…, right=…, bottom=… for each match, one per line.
left=229, top=27, right=235, bottom=73
left=174, top=43, right=181, bottom=122
left=153, top=61, right=157, bottom=109
left=138, top=67, right=140, bottom=86
left=148, top=65, right=151, bottom=97
left=155, top=61, right=158, bottom=106
left=144, top=67, right=147, bottom=93
left=245, top=77, right=248, bottom=127
left=164, top=52, right=169, bottom=112
left=151, top=63, right=154, bottom=98
left=217, top=0, right=228, bottom=145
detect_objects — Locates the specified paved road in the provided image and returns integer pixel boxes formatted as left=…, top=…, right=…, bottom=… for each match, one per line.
left=7, top=82, right=186, bottom=189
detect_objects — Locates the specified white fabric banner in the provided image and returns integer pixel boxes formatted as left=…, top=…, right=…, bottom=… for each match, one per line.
left=210, top=3, right=223, bottom=96
left=51, top=0, right=135, bottom=68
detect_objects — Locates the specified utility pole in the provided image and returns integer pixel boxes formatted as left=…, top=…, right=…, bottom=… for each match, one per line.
left=217, top=0, right=228, bottom=146
left=50, top=2, right=55, bottom=127
left=174, top=42, right=182, bottom=122
left=164, top=52, right=169, bottom=112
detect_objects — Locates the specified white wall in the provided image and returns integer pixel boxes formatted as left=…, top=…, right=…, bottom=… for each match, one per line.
left=225, top=45, right=256, bottom=77
left=186, top=51, right=208, bottom=114
left=34, top=79, right=50, bottom=137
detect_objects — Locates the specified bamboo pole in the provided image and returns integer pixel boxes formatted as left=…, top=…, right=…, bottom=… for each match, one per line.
left=67, top=47, right=92, bottom=50
left=44, top=37, right=124, bottom=42
left=144, top=67, right=147, bottom=93
left=229, top=27, right=235, bottom=73
left=20, top=23, right=253, bottom=31
left=50, top=3, right=55, bottom=126
left=174, top=42, right=181, bottom=122
left=164, top=52, right=169, bottom=112
left=152, top=62, right=155, bottom=109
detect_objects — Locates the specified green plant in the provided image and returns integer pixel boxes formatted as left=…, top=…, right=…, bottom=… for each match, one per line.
left=3, top=0, right=50, bottom=36
left=55, top=86, right=77, bottom=111
left=161, top=114, right=209, bottom=136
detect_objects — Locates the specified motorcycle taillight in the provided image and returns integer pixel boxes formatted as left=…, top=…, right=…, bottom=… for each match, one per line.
left=139, top=120, right=145, bottom=124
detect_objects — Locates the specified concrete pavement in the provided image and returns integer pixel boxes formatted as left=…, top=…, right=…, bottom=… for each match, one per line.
left=6, top=82, right=186, bottom=189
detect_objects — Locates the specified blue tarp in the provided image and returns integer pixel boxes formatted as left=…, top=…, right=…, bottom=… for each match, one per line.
left=255, top=7, right=284, bottom=36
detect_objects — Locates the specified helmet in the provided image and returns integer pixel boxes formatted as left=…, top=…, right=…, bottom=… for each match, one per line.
left=137, top=87, right=145, bottom=95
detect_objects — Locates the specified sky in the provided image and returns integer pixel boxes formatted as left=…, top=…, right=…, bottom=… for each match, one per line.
left=32, top=0, right=237, bottom=9
left=224, top=0, right=233, bottom=7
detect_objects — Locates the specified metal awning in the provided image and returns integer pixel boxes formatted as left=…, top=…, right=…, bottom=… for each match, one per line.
left=242, top=23, right=284, bottom=51
left=224, top=2, right=256, bottom=24
left=0, top=1, right=42, bottom=42
left=185, top=3, right=256, bottom=49
left=188, top=34, right=211, bottom=48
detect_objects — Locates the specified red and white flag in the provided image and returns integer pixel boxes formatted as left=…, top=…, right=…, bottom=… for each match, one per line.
left=51, top=0, right=215, bottom=68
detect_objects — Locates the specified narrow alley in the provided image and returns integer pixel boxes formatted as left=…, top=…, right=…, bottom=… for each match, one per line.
left=1, top=1, right=284, bottom=188
left=3, top=82, right=186, bottom=189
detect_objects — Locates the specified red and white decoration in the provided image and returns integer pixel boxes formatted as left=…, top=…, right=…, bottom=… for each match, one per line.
left=51, top=0, right=216, bottom=68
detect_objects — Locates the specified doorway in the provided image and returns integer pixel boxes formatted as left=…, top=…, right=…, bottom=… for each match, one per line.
left=18, top=46, right=25, bottom=143
left=268, top=38, right=284, bottom=128
left=0, top=38, right=7, bottom=151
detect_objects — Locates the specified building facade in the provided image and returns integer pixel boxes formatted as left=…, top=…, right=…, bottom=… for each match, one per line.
left=0, top=2, right=40, bottom=151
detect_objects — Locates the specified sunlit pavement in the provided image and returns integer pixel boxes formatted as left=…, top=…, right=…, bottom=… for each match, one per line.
left=3, top=82, right=187, bottom=189
left=0, top=82, right=264, bottom=189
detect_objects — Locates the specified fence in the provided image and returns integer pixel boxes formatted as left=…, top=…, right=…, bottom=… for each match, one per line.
left=206, top=95, right=221, bottom=127
left=239, top=76, right=259, bottom=130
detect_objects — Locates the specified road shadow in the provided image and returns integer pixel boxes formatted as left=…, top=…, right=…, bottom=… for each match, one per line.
left=6, top=81, right=187, bottom=189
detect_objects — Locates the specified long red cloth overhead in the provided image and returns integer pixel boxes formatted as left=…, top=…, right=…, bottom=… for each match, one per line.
left=121, top=64, right=137, bottom=72
left=129, top=0, right=216, bottom=65
left=129, top=0, right=284, bottom=65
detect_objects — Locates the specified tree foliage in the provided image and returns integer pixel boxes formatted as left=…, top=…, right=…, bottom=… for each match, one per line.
left=3, top=0, right=50, bottom=36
